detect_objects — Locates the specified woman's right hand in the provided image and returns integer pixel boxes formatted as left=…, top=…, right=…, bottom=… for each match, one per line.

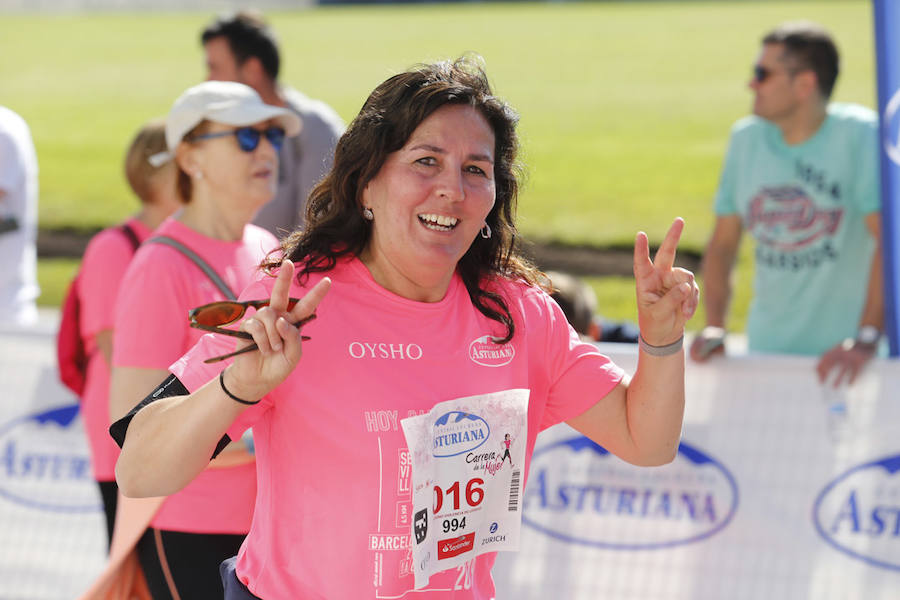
left=224, top=260, right=331, bottom=403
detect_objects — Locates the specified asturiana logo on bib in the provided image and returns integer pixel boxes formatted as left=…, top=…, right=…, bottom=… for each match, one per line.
left=813, top=453, right=900, bottom=572
left=522, top=436, right=738, bottom=550
left=468, top=335, right=515, bottom=367
left=0, top=404, right=99, bottom=512
left=433, top=411, right=490, bottom=458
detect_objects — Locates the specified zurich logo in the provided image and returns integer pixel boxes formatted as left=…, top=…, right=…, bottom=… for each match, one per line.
left=433, top=411, right=490, bottom=457
left=884, top=87, right=900, bottom=166
left=0, top=404, right=99, bottom=512
left=812, top=453, right=900, bottom=572
left=522, top=436, right=738, bottom=549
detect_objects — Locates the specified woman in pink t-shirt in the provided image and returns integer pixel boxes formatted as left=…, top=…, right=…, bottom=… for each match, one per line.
left=78, top=118, right=181, bottom=546
left=108, top=81, right=300, bottom=599
left=114, top=58, right=699, bottom=599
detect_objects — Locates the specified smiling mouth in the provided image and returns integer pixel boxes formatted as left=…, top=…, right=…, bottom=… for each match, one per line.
left=419, top=213, right=458, bottom=232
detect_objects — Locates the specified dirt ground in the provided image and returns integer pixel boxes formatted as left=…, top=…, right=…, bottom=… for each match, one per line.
left=38, top=228, right=701, bottom=277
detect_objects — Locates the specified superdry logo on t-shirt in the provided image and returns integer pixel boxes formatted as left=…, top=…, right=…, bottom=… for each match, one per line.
left=745, top=185, right=843, bottom=251
left=468, top=335, right=515, bottom=367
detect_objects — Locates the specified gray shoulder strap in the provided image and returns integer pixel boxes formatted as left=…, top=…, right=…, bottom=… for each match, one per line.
left=145, top=236, right=237, bottom=301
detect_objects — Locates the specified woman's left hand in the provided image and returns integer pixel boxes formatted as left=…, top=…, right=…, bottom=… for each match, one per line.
left=633, top=217, right=699, bottom=346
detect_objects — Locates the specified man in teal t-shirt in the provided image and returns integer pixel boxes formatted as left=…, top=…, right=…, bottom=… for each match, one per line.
left=690, top=21, right=883, bottom=386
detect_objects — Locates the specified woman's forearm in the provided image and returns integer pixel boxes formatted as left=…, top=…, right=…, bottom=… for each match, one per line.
left=115, top=375, right=247, bottom=497
left=623, top=350, right=686, bottom=465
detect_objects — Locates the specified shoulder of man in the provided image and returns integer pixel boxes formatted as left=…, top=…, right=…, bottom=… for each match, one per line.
left=281, top=86, right=345, bottom=135
left=730, top=114, right=768, bottom=136
left=0, top=106, right=34, bottom=153
left=723, top=115, right=769, bottom=151
left=0, top=106, right=28, bottom=134
left=826, top=102, right=878, bottom=130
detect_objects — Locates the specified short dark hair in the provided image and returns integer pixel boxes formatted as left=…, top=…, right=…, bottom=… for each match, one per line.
left=201, top=10, right=280, bottom=81
left=547, top=271, right=596, bottom=336
left=763, top=21, right=839, bottom=99
left=273, top=56, right=545, bottom=344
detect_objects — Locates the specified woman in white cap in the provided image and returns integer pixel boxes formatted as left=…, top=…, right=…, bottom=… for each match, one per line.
left=107, top=80, right=300, bottom=599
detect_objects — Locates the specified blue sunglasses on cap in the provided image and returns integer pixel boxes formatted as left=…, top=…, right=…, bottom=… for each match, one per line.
left=188, top=126, right=286, bottom=152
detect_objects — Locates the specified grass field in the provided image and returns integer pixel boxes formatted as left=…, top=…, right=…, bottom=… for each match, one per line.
left=0, top=0, right=876, bottom=331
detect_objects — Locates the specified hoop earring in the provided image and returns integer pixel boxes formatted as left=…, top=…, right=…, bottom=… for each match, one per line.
left=363, top=207, right=374, bottom=221
left=480, top=223, right=492, bottom=239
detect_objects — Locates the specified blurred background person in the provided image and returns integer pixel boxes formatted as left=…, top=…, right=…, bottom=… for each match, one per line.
left=78, top=118, right=181, bottom=547
left=0, top=105, right=39, bottom=327
left=108, top=81, right=298, bottom=599
left=201, top=10, right=344, bottom=237
left=689, top=21, right=882, bottom=387
left=547, top=270, right=639, bottom=343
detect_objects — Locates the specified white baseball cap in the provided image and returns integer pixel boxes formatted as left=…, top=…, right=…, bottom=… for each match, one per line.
left=149, top=80, right=302, bottom=166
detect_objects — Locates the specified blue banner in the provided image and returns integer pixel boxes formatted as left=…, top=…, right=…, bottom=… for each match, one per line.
left=874, top=0, right=900, bottom=356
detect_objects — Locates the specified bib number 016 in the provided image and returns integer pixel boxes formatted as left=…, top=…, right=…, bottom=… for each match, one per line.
left=433, top=478, right=485, bottom=515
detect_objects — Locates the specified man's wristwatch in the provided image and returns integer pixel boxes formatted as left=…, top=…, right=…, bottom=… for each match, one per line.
left=856, top=325, right=881, bottom=347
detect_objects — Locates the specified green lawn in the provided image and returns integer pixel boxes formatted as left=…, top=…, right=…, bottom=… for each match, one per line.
left=1, top=0, right=874, bottom=332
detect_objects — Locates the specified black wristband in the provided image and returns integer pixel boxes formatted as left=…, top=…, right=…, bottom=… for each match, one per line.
left=219, top=369, right=260, bottom=406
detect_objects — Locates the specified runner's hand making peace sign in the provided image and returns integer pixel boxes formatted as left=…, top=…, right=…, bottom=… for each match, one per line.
left=225, top=260, right=331, bottom=403
left=633, top=218, right=699, bottom=347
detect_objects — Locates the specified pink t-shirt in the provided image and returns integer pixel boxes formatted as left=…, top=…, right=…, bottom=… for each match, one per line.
left=79, top=217, right=151, bottom=481
left=113, top=217, right=277, bottom=534
left=172, top=257, right=625, bottom=598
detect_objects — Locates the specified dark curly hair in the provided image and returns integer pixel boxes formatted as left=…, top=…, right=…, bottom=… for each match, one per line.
left=269, top=56, right=546, bottom=343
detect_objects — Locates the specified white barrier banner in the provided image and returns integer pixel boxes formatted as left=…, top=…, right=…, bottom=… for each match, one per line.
left=493, top=346, right=900, bottom=600
left=0, top=320, right=105, bottom=599
left=3, top=324, right=900, bottom=599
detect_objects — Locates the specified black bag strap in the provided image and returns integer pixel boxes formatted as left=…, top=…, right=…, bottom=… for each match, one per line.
left=144, top=235, right=237, bottom=300
left=119, top=223, right=141, bottom=253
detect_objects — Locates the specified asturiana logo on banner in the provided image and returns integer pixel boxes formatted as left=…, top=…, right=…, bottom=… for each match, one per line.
left=522, top=436, right=738, bottom=549
left=0, top=404, right=99, bottom=512
left=813, top=453, right=900, bottom=572
left=468, top=335, right=515, bottom=367
left=433, top=411, right=490, bottom=458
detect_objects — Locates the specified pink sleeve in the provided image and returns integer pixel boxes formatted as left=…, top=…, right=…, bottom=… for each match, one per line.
left=111, top=247, right=193, bottom=369
left=168, top=277, right=276, bottom=440
left=526, top=289, right=626, bottom=430
left=79, top=229, right=135, bottom=339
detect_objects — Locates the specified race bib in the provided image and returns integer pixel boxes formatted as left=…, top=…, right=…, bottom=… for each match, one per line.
left=401, top=389, right=529, bottom=589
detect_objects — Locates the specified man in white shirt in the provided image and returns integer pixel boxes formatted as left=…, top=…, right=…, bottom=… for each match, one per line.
left=0, top=105, right=39, bottom=327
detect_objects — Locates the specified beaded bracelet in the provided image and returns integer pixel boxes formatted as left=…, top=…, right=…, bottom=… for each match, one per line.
left=219, top=369, right=260, bottom=406
left=638, top=334, right=684, bottom=357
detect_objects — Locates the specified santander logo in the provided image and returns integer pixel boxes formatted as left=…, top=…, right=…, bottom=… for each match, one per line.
left=437, top=532, right=475, bottom=559
left=468, top=335, right=515, bottom=367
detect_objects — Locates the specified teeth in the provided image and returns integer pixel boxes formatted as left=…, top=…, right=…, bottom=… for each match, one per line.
left=419, top=213, right=458, bottom=228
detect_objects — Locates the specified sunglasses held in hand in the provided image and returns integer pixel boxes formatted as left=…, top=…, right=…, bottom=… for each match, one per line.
left=189, top=298, right=315, bottom=364
left=188, top=126, right=286, bottom=153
